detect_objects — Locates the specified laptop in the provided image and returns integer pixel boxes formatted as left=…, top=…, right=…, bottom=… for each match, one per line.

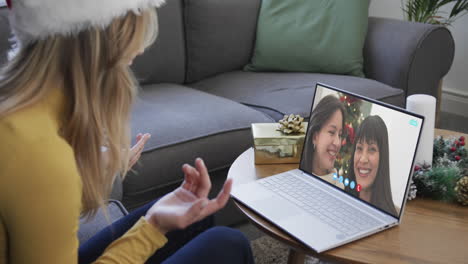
left=231, top=83, right=424, bottom=253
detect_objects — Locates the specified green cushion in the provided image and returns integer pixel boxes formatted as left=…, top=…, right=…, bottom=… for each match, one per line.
left=245, top=0, right=370, bottom=77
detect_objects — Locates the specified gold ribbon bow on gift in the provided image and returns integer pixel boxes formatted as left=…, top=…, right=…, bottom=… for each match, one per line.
left=277, top=114, right=306, bottom=135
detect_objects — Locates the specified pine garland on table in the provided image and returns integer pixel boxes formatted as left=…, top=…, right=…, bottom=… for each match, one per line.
left=410, top=135, right=467, bottom=205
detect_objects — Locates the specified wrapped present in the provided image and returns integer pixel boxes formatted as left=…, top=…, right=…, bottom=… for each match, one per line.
left=252, top=122, right=308, bottom=164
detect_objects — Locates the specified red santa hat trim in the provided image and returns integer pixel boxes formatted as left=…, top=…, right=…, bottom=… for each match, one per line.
left=7, top=0, right=166, bottom=45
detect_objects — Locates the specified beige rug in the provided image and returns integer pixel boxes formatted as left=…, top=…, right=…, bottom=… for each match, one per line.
left=250, top=236, right=321, bottom=264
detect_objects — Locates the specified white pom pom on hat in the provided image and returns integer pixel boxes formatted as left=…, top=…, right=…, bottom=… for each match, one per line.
left=6, top=0, right=166, bottom=45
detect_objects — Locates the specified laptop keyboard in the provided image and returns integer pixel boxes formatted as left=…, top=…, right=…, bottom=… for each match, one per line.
left=258, top=173, right=382, bottom=236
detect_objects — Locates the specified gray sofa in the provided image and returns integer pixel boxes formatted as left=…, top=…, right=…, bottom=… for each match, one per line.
left=0, top=0, right=454, bottom=237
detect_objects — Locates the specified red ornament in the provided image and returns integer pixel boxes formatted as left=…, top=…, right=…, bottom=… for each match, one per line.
left=455, top=155, right=461, bottom=161
left=6, top=0, right=12, bottom=9
left=414, top=165, right=421, bottom=171
left=461, top=141, right=466, bottom=146
left=460, top=136, right=465, bottom=142
left=340, top=96, right=346, bottom=102
left=347, top=97, right=358, bottom=104
left=345, top=124, right=355, bottom=145
left=450, top=147, right=457, bottom=152
left=455, top=140, right=459, bottom=145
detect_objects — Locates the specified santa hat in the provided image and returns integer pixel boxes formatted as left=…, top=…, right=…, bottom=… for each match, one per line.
left=6, top=0, right=166, bottom=46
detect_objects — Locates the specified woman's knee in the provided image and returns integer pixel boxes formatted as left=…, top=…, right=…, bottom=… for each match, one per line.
left=160, top=226, right=253, bottom=264
left=203, top=226, right=252, bottom=255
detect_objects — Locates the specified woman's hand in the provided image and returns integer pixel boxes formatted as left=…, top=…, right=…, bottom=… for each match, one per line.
left=128, top=133, right=151, bottom=171
left=145, top=158, right=233, bottom=234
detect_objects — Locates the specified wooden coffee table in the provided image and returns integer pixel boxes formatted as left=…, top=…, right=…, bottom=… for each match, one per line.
left=228, top=129, right=468, bottom=264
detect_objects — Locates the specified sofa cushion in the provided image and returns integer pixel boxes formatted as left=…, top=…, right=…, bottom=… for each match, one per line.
left=191, top=71, right=405, bottom=121
left=123, top=84, right=273, bottom=209
left=184, top=0, right=261, bottom=83
left=131, top=0, right=186, bottom=85
left=245, top=0, right=369, bottom=77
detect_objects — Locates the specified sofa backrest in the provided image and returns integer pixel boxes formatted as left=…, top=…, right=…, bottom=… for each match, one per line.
left=0, top=1, right=187, bottom=85
left=183, top=0, right=261, bottom=83
left=0, top=0, right=263, bottom=85
left=0, top=8, right=10, bottom=67
left=132, top=0, right=186, bottom=85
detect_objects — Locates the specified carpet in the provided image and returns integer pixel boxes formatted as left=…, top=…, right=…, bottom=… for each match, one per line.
left=250, top=236, right=321, bottom=264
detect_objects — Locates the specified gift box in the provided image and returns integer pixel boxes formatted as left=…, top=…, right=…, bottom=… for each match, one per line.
left=252, top=123, right=308, bottom=164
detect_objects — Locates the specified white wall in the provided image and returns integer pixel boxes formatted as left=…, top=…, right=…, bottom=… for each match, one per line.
left=0, top=1, right=5, bottom=7
left=369, top=0, right=403, bottom=19
left=369, top=0, right=468, bottom=117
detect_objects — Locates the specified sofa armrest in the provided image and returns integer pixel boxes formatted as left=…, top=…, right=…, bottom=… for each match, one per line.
left=364, top=17, right=455, bottom=102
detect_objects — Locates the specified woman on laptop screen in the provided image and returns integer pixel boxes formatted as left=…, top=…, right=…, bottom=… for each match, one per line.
left=301, top=95, right=345, bottom=189
left=345, top=115, right=398, bottom=216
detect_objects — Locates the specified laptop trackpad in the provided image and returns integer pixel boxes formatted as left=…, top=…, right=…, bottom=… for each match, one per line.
left=250, top=195, right=302, bottom=221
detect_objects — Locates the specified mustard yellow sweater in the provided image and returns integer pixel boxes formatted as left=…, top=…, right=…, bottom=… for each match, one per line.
left=0, top=88, right=167, bottom=263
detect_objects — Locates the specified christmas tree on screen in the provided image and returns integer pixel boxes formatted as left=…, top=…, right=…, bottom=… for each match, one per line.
left=336, top=93, right=364, bottom=177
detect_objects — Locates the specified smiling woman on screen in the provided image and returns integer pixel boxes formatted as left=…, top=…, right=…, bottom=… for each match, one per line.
left=301, top=95, right=346, bottom=189
left=345, top=115, right=398, bottom=216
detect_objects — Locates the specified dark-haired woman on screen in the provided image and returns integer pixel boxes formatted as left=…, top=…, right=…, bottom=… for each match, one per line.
left=345, top=115, right=398, bottom=216
left=301, top=94, right=345, bottom=189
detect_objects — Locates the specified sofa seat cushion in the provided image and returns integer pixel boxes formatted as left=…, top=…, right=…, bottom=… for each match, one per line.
left=123, top=84, right=273, bottom=209
left=191, top=71, right=405, bottom=121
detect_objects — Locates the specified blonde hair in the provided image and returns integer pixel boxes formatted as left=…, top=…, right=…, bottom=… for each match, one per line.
left=0, top=8, right=158, bottom=217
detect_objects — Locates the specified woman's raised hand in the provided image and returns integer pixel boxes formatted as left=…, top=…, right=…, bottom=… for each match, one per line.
left=128, top=133, right=151, bottom=171
left=144, top=158, right=233, bottom=234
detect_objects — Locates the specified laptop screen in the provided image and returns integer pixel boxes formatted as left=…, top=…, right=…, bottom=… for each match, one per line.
left=300, top=83, right=424, bottom=218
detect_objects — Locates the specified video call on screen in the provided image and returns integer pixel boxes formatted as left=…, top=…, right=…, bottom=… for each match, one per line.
left=300, top=85, right=423, bottom=217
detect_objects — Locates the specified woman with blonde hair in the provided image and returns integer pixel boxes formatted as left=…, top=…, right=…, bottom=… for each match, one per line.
left=0, top=0, right=253, bottom=263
